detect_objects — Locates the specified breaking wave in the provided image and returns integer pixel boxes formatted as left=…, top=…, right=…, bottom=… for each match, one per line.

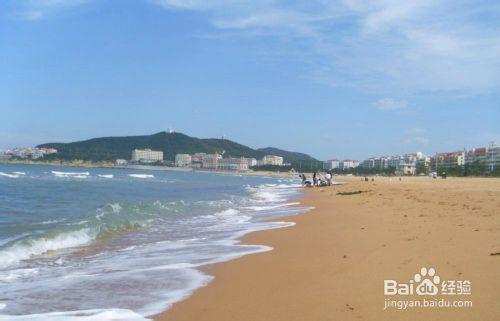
left=128, top=174, right=155, bottom=179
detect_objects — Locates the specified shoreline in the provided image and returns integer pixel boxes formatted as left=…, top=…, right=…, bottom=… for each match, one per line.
left=0, top=161, right=296, bottom=178
left=154, top=176, right=500, bottom=321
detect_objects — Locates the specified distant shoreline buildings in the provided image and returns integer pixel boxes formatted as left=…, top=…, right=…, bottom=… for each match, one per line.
left=127, top=149, right=286, bottom=172
left=324, top=142, right=500, bottom=176
left=0, top=147, right=57, bottom=160
left=2, top=141, right=498, bottom=175
left=323, top=159, right=359, bottom=171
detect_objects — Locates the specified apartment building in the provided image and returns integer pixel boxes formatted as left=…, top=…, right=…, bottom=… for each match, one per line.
left=201, top=153, right=222, bottom=170
left=323, top=159, right=340, bottom=170
left=219, top=157, right=250, bottom=171
left=431, top=151, right=465, bottom=169
left=131, top=149, right=163, bottom=163
left=260, top=155, right=284, bottom=166
left=340, top=160, right=359, bottom=169
left=175, top=154, right=192, bottom=167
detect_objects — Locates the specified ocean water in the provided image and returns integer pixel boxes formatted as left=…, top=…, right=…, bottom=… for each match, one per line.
left=0, top=164, right=308, bottom=320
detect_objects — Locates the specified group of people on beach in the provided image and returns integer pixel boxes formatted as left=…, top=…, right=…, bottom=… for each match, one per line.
left=299, top=171, right=334, bottom=187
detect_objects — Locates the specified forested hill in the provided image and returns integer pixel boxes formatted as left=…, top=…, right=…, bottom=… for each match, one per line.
left=38, top=132, right=323, bottom=171
left=38, top=132, right=265, bottom=161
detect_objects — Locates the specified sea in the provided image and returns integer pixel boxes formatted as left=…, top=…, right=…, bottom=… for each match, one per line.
left=0, top=163, right=309, bottom=320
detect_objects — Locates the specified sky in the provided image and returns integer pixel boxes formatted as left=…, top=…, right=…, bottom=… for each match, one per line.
left=1, top=0, right=499, bottom=160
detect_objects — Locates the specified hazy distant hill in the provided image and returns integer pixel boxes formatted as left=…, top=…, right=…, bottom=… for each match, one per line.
left=38, top=132, right=265, bottom=161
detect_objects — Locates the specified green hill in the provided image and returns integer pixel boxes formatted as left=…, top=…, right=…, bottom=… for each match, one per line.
left=37, top=132, right=322, bottom=171
left=38, top=132, right=265, bottom=161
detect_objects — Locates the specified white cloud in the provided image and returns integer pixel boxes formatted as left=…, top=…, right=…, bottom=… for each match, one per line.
left=404, top=136, right=430, bottom=146
left=377, top=98, right=407, bottom=110
left=151, top=0, right=500, bottom=95
left=9, top=0, right=500, bottom=95
left=16, top=0, right=88, bottom=21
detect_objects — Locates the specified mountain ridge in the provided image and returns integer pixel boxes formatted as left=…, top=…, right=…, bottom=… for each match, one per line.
left=38, top=132, right=321, bottom=171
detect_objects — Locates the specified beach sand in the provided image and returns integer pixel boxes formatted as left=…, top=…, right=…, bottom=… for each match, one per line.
left=155, top=176, right=500, bottom=321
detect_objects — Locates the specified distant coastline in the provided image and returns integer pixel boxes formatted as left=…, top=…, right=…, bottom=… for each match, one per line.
left=0, top=159, right=296, bottom=178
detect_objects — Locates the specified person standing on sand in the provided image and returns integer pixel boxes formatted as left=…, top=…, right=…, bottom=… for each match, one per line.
left=326, top=171, right=332, bottom=186
left=313, top=172, right=317, bottom=186
left=300, top=174, right=307, bottom=186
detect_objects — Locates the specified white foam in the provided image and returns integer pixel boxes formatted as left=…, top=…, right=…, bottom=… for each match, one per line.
left=128, top=174, right=155, bottom=179
left=213, top=209, right=251, bottom=223
left=0, top=174, right=306, bottom=320
left=0, top=268, right=39, bottom=283
left=0, top=172, right=19, bottom=178
left=52, top=171, right=90, bottom=177
left=97, top=174, right=114, bottom=179
left=0, top=309, right=150, bottom=321
left=52, top=171, right=90, bottom=179
left=0, top=229, right=96, bottom=269
left=12, top=172, right=26, bottom=175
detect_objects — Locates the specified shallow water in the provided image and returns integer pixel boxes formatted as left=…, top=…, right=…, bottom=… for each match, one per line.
left=0, top=164, right=308, bottom=320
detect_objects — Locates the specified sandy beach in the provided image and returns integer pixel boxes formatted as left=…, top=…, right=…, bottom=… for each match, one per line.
left=156, top=176, right=500, bottom=321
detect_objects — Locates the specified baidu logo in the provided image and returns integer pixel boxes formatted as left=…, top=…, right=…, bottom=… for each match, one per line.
left=383, top=266, right=473, bottom=310
left=414, top=267, right=440, bottom=295
left=384, top=267, right=471, bottom=296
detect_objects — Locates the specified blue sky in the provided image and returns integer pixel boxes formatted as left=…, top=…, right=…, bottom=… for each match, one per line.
left=1, top=0, right=499, bottom=160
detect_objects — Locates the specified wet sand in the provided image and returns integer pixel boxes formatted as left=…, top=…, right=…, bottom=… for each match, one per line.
left=155, top=176, right=500, bottom=321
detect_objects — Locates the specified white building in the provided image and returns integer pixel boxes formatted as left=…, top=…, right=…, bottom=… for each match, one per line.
left=201, top=153, right=222, bottom=169
left=116, top=159, right=128, bottom=166
left=131, top=149, right=163, bottom=163
left=465, top=147, right=488, bottom=164
left=431, top=151, right=465, bottom=169
left=219, top=157, right=250, bottom=171
left=486, top=143, right=500, bottom=172
left=323, top=159, right=340, bottom=170
left=260, top=155, right=284, bottom=166
left=175, top=154, right=192, bottom=167
left=248, top=158, right=258, bottom=167
left=340, top=160, right=359, bottom=169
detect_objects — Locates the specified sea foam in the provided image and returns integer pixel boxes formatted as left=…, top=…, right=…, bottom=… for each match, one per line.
left=0, top=172, right=20, bottom=178
left=52, top=171, right=90, bottom=179
left=128, top=174, right=154, bottom=179
left=0, top=308, right=150, bottom=321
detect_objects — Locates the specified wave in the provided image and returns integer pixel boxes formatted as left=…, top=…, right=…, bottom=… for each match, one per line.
left=0, top=308, right=150, bottom=321
left=51, top=171, right=90, bottom=176
left=0, top=201, right=158, bottom=269
left=212, top=208, right=251, bottom=223
left=0, top=233, right=33, bottom=247
left=0, top=268, right=39, bottom=283
left=97, top=174, right=114, bottom=179
left=128, top=174, right=155, bottom=179
left=0, top=172, right=20, bottom=178
left=12, top=172, right=26, bottom=175
left=0, top=229, right=95, bottom=269
left=51, top=171, right=90, bottom=179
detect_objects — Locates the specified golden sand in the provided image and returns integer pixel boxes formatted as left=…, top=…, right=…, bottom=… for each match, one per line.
left=156, top=176, right=500, bottom=321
